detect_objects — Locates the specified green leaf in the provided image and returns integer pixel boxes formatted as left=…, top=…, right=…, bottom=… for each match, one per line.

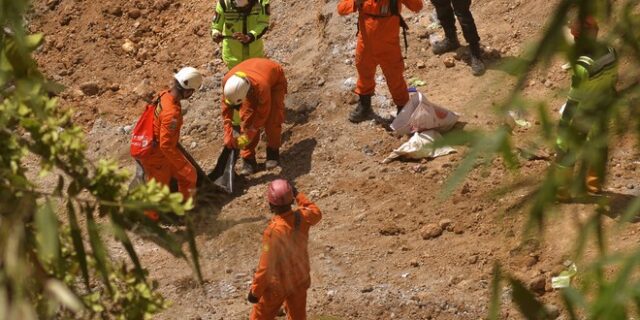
left=45, top=279, right=85, bottom=313
left=66, top=201, right=90, bottom=289
left=85, top=205, right=113, bottom=296
left=35, top=199, right=60, bottom=265
left=185, top=218, right=203, bottom=284
left=488, top=264, right=502, bottom=320
left=109, top=214, right=145, bottom=281
left=508, top=276, right=547, bottom=320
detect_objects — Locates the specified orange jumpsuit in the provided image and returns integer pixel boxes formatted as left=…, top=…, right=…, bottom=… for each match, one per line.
left=222, top=58, right=287, bottom=160
left=250, top=193, right=322, bottom=320
left=139, top=90, right=197, bottom=201
left=337, top=0, right=422, bottom=107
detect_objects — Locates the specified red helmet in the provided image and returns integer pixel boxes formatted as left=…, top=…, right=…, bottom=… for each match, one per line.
left=267, top=179, right=294, bottom=206
left=570, top=16, right=599, bottom=38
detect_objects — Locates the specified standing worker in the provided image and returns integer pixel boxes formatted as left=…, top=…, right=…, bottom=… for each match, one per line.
left=247, top=179, right=322, bottom=320
left=429, top=0, right=485, bottom=75
left=337, top=0, right=423, bottom=123
left=138, top=67, right=202, bottom=220
left=211, top=0, right=270, bottom=69
left=221, top=58, right=287, bottom=175
left=555, top=16, right=618, bottom=198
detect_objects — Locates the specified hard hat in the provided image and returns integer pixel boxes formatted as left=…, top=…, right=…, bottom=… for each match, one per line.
left=570, top=16, right=599, bottom=38
left=224, top=72, right=250, bottom=106
left=226, top=0, right=248, bottom=7
left=267, top=179, right=294, bottom=206
left=174, top=67, right=203, bottom=90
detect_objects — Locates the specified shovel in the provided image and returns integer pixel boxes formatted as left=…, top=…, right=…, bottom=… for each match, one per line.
left=207, top=146, right=238, bottom=194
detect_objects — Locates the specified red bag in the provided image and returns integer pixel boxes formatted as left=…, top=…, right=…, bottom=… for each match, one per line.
left=130, top=103, right=157, bottom=159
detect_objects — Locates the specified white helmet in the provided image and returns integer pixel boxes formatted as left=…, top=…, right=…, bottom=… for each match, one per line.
left=224, top=72, right=250, bottom=106
left=227, top=0, right=249, bottom=7
left=174, top=67, right=203, bottom=90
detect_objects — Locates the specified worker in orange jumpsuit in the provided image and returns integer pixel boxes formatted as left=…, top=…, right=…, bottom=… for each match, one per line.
left=247, top=179, right=322, bottom=320
left=139, top=67, right=202, bottom=220
left=338, top=0, right=423, bottom=123
left=221, top=58, right=287, bottom=175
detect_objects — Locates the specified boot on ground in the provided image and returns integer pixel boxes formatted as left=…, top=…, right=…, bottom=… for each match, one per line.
left=265, top=147, right=280, bottom=170
left=349, top=94, right=373, bottom=123
left=432, top=37, right=460, bottom=55
left=471, top=55, right=486, bottom=76
left=239, top=157, right=258, bottom=175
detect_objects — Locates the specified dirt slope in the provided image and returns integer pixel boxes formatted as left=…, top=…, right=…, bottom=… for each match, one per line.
left=28, top=0, right=640, bottom=319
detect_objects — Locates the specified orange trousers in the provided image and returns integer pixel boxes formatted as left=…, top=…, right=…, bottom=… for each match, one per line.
left=140, top=159, right=195, bottom=201
left=240, top=86, right=285, bottom=160
left=250, top=288, right=307, bottom=320
left=354, top=36, right=409, bottom=107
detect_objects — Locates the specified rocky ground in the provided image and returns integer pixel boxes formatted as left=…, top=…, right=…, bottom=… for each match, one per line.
left=27, top=0, right=640, bottom=319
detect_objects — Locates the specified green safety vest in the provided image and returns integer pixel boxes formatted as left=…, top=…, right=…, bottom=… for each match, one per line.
left=556, top=47, right=618, bottom=152
left=568, top=47, right=618, bottom=106
left=211, top=0, right=270, bottom=69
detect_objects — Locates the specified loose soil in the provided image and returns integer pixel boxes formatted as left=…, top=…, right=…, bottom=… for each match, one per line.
left=28, top=0, right=640, bottom=319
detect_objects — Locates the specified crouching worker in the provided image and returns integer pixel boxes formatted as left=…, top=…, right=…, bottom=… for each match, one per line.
left=221, top=58, right=287, bottom=175
left=247, top=179, right=322, bottom=320
left=139, top=67, right=203, bottom=220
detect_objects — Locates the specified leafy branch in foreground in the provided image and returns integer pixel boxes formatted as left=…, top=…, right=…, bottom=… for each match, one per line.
left=1, top=0, right=201, bottom=319
left=434, top=0, right=640, bottom=318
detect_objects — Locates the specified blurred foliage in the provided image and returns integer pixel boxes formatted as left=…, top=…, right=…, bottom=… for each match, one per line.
left=0, top=0, right=201, bottom=319
left=435, top=0, right=640, bottom=318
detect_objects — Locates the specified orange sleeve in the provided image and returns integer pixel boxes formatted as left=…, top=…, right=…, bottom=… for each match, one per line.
left=158, top=106, right=194, bottom=180
left=295, top=193, right=322, bottom=226
left=337, top=0, right=356, bottom=16
left=242, top=86, right=270, bottom=142
left=250, top=228, right=275, bottom=297
left=401, top=0, right=423, bottom=13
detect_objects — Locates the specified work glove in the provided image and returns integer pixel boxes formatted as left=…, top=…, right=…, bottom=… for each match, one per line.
left=236, top=134, right=250, bottom=150
left=233, top=32, right=254, bottom=44
left=247, top=291, right=259, bottom=304
left=211, top=31, right=224, bottom=43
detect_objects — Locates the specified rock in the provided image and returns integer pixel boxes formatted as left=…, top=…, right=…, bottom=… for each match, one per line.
left=122, top=39, right=136, bottom=54
left=317, top=77, right=325, bottom=86
left=544, top=304, right=560, bottom=319
left=361, top=286, right=374, bottom=293
left=60, top=15, right=72, bottom=26
left=410, top=259, right=419, bottom=267
left=524, top=255, right=538, bottom=268
left=443, top=57, right=455, bottom=68
left=123, top=125, right=133, bottom=134
left=79, top=82, right=100, bottom=96
left=128, top=9, right=141, bottom=19
left=460, top=183, right=471, bottom=195
left=380, top=224, right=405, bottom=236
left=467, top=255, right=478, bottom=264
left=528, top=276, right=546, bottom=295
left=420, top=223, right=443, bottom=240
left=627, top=184, right=635, bottom=190
left=110, top=7, right=123, bottom=16
left=190, top=141, right=197, bottom=149
left=46, top=0, right=61, bottom=10
left=154, top=0, right=171, bottom=11
left=108, top=84, right=120, bottom=92
left=452, top=225, right=464, bottom=234
left=416, top=60, right=426, bottom=69
left=438, top=219, right=453, bottom=231
left=342, top=77, right=356, bottom=91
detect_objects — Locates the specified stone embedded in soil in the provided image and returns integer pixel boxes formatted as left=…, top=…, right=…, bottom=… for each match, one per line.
left=416, top=60, right=426, bottom=69
left=379, top=224, right=405, bottom=236
left=128, top=9, right=142, bottom=19
left=361, top=286, right=374, bottom=293
left=122, top=39, right=136, bottom=54
left=410, top=259, right=419, bottom=267
left=528, top=276, right=546, bottom=295
left=420, top=223, right=443, bottom=240
left=438, top=219, right=453, bottom=231
left=79, top=82, right=100, bottom=96
left=443, top=56, right=455, bottom=68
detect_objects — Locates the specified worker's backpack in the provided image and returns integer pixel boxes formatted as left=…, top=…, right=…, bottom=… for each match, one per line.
left=130, top=97, right=161, bottom=159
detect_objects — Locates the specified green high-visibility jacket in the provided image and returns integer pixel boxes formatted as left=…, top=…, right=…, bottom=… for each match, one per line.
left=556, top=47, right=618, bottom=151
left=211, top=0, right=270, bottom=69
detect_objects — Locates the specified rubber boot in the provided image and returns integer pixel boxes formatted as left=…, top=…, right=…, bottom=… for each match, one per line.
left=432, top=36, right=460, bottom=55
left=239, top=157, right=258, bottom=175
left=349, top=94, right=373, bottom=123
left=555, top=164, right=573, bottom=202
left=265, top=147, right=280, bottom=170
left=586, top=168, right=602, bottom=195
left=469, top=43, right=485, bottom=76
